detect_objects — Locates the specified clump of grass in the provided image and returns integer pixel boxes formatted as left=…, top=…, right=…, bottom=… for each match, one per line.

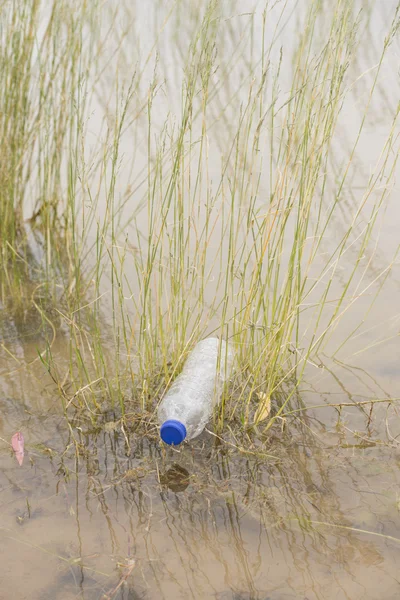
left=1, top=0, right=399, bottom=442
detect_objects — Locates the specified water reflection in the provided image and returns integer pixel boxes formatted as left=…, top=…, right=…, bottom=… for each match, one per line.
left=2, top=394, right=400, bottom=599
left=160, top=464, right=191, bottom=493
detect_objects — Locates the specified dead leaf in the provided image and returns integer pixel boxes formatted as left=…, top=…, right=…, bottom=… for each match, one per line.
left=254, top=393, right=271, bottom=424
left=11, top=432, right=24, bottom=466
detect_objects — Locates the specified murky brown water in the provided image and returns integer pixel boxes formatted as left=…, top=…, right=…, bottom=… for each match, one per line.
left=1, top=360, right=400, bottom=600
left=2, top=1, right=400, bottom=599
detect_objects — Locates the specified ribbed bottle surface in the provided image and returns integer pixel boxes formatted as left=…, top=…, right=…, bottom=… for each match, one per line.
left=158, top=337, right=233, bottom=443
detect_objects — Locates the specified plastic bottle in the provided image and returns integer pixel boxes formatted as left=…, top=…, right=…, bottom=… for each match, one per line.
left=158, top=337, right=234, bottom=445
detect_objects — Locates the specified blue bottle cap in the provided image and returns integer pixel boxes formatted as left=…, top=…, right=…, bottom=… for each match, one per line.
left=160, top=419, right=187, bottom=445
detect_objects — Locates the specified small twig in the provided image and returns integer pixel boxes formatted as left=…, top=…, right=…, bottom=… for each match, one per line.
left=102, top=559, right=136, bottom=600
left=65, top=377, right=105, bottom=410
left=120, top=423, right=131, bottom=455
left=205, top=428, right=276, bottom=459
left=281, top=397, right=397, bottom=417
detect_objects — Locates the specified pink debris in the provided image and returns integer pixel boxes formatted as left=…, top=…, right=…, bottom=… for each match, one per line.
left=11, top=432, right=24, bottom=466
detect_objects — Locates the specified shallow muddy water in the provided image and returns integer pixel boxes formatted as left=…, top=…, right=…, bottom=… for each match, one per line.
left=2, top=1, right=400, bottom=599
left=1, top=334, right=400, bottom=600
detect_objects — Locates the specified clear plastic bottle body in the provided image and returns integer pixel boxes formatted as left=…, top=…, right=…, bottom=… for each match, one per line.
left=158, top=337, right=233, bottom=442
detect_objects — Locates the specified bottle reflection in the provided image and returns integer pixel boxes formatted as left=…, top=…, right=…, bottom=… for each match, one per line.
left=160, top=463, right=191, bottom=492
